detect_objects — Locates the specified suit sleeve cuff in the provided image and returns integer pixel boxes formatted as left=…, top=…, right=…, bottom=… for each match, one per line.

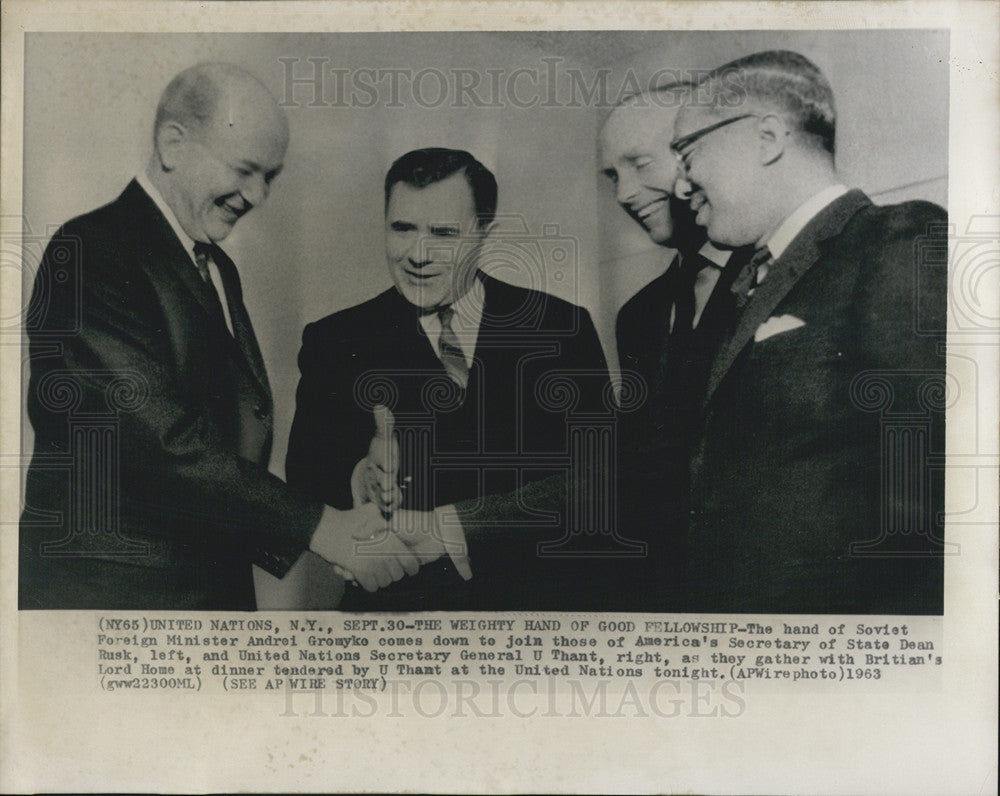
left=435, top=504, right=472, bottom=581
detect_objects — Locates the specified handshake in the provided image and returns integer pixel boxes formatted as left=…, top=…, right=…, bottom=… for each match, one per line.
left=308, top=405, right=457, bottom=592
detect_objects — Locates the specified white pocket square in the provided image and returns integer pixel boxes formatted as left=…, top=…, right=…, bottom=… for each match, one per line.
left=754, top=314, right=806, bottom=342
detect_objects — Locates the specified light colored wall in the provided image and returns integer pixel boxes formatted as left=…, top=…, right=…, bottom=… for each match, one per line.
left=22, top=31, right=603, bottom=476
left=596, top=29, right=949, bottom=348
left=20, top=31, right=948, bottom=607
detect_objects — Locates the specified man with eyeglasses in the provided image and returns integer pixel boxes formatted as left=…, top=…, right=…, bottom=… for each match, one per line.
left=20, top=63, right=419, bottom=609
left=598, top=90, right=755, bottom=608
left=669, top=50, right=947, bottom=614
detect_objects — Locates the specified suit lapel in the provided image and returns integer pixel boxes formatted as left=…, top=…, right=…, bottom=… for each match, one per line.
left=652, top=254, right=684, bottom=389
left=702, top=189, right=872, bottom=408
left=124, top=180, right=270, bottom=399
left=466, top=272, right=503, bottom=369
left=126, top=182, right=229, bottom=328
left=697, top=245, right=752, bottom=333
left=211, top=245, right=271, bottom=395
left=396, top=290, right=449, bottom=373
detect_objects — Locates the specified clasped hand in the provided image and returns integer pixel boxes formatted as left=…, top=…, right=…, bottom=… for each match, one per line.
left=314, top=405, right=446, bottom=591
left=311, top=504, right=447, bottom=591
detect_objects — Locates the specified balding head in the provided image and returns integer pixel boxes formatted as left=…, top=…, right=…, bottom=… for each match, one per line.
left=154, top=63, right=288, bottom=145
left=149, top=63, right=289, bottom=243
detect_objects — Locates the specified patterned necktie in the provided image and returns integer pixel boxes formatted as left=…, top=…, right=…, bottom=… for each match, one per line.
left=731, top=245, right=774, bottom=310
left=192, top=242, right=228, bottom=318
left=437, top=306, right=469, bottom=389
left=192, top=241, right=214, bottom=283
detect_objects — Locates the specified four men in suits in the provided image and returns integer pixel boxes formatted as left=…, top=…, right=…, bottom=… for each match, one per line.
left=671, top=50, right=946, bottom=613
left=20, top=63, right=418, bottom=609
left=286, top=148, right=612, bottom=610
left=20, top=51, right=947, bottom=614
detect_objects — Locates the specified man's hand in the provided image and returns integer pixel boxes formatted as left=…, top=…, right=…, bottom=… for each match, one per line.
left=309, top=504, right=419, bottom=592
left=355, top=404, right=404, bottom=515
left=391, top=509, right=447, bottom=565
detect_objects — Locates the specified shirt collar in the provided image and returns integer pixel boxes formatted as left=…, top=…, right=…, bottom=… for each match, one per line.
left=762, top=183, right=849, bottom=259
left=698, top=240, right=731, bottom=269
left=417, top=274, right=485, bottom=365
left=135, top=170, right=199, bottom=264
left=675, top=241, right=731, bottom=273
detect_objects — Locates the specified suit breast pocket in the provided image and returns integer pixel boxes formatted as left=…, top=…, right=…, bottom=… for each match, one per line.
left=745, top=317, right=852, bottom=423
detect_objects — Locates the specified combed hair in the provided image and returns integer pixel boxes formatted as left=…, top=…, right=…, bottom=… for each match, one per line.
left=615, top=79, right=696, bottom=109
left=384, top=148, right=498, bottom=227
left=695, top=50, right=836, bottom=154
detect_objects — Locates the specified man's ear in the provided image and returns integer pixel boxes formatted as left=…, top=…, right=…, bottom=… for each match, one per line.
left=757, top=114, right=790, bottom=166
left=154, top=121, right=187, bottom=171
left=479, top=219, right=498, bottom=240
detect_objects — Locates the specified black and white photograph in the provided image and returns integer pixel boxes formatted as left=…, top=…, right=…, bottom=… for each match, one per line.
left=1, top=2, right=997, bottom=794
left=15, top=28, right=952, bottom=614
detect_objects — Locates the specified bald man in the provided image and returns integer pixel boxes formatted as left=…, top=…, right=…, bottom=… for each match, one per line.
left=598, top=90, right=754, bottom=608
left=20, top=63, right=417, bottom=609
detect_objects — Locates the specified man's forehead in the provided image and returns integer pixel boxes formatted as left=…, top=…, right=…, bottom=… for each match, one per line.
left=601, top=103, right=679, bottom=154
left=203, top=98, right=288, bottom=164
left=386, top=175, right=477, bottom=218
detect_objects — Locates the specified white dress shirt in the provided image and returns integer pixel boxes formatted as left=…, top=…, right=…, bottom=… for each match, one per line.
left=669, top=240, right=732, bottom=331
left=136, top=171, right=234, bottom=335
left=756, top=183, right=849, bottom=283
left=417, top=275, right=485, bottom=368
left=352, top=277, right=487, bottom=582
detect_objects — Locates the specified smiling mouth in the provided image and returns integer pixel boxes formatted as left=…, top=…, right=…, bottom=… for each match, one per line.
left=218, top=200, right=247, bottom=219
left=690, top=194, right=712, bottom=226
left=404, top=269, right=444, bottom=281
left=635, top=198, right=667, bottom=220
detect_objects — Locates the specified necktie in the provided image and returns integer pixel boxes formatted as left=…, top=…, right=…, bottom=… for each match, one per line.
left=203, top=243, right=270, bottom=392
left=192, top=241, right=214, bottom=283
left=673, top=252, right=725, bottom=333
left=192, top=241, right=231, bottom=332
left=437, top=306, right=469, bottom=389
left=731, top=245, right=774, bottom=310
left=671, top=255, right=701, bottom=334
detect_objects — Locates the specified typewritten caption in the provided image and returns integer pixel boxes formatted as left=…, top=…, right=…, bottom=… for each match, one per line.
left=91, top=615, right=943, bottom=716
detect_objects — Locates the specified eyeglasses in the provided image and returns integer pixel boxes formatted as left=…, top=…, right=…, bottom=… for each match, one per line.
left=670, top=113, right=758, bottom=168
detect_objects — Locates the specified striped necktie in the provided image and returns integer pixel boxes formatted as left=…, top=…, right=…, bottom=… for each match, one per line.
left=192, top=242, right=229, bottom=324
left=192, top=241, right=213, bottom=283
left=437, top=306, right=469, bottom=389
left=731, top=245, right=774, bottom=310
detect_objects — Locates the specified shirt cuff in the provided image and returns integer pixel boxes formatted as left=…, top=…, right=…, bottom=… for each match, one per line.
left=435, top=504, right=472, bottom=581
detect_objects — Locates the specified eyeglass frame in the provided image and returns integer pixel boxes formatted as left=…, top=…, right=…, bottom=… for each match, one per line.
left=669, top=113, right=759, bottom=170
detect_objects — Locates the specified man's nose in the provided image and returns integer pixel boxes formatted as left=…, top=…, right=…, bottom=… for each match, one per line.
left=615, top=172, right=640, bottom=207
left=407, top=240, right=432, bottom=268
left=240, top=173, right=269, bottom=207
left=674, top=174, right=694, bottom=201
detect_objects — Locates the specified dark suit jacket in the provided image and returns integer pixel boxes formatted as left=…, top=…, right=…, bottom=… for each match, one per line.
left=20, top=180, right=321, bottom=609
left=686, top=190, right=947, bottom=614
left=614, top=248, right=750, bottom=608
left=286, top=275, right=612, bottom=610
